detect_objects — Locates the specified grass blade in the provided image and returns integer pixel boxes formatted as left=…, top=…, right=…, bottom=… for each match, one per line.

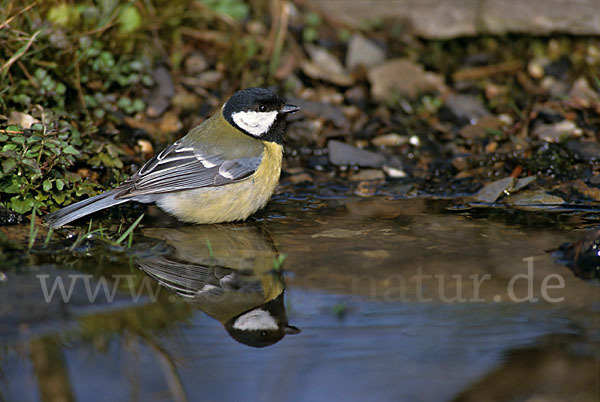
left=28, top=206, right=39, bottom=251
left=116, top=214, right=144, bottom=245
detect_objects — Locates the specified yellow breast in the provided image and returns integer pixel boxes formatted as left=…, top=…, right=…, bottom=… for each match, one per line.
left=156, top=142, right=283, bottom=224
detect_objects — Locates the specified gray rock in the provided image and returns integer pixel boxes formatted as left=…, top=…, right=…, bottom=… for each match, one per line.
left=345, top=33, right=385, bottom=70
left=566, top=140, right=600, bottom=161
left=445, top=94, right=489, bottom=123
left=313, top=0, right=600, bottom=38
left=472, top=177, right=514, bottom=203
left=532, top=121, right=581, bottom=143
left=287, top=98, right=349, bottom=128
left=568, top=77, right=600, bottom=108
left=301, top=44, right=353, bottom=86
left=184, top=52, right=209, bottom=76
left=367, top=59, right=447, bottom=101
left=146, top=66, right=175, bottom=117
left=328, top=140, right=386, bottom=167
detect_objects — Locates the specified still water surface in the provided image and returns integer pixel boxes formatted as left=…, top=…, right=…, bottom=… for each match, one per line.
left=1, top=184, right=598, bottom=401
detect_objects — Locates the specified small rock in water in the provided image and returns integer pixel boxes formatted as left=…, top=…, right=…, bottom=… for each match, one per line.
left=372, top=133, right=409, bottom=147
left=354, top=180, right=379, bottom=197
left=383, top=165, right=407, bottom=178
left=287, top=172, right=314, bottom=184
left=349, top=169, right=385, bottom=181
left=471, top=177, right=514, bottom=203
left=503, top=189, right=565, bottom=207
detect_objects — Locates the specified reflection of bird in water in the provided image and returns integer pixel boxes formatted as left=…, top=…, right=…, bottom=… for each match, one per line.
left=137, top=224, right=300, bottom=348
left=552, top=229, right=600, bottom=280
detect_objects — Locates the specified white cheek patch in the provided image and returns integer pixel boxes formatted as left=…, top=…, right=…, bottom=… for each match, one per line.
left=232, top=110, right=278, bottom=136
left=233, top=309, right=278, bottom=331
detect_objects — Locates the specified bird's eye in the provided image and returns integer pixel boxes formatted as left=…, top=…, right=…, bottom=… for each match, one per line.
left=261, top=331, right=267, bottom=337
left=259, top=105, right=267, bottom=112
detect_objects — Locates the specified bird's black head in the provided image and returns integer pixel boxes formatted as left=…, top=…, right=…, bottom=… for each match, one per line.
left=222, top=87, right=299, bottom=144
left=223, top=293, right=301, bottom=348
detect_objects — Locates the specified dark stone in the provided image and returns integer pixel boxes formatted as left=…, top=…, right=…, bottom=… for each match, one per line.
left=0, top=206, right=23, bottom=225
left=544, top=57, right=571, bottom=79
left=566, top=140, right=600, bottom=161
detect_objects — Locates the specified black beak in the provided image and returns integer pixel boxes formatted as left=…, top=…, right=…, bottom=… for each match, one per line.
left=284, top=325, right=301, bottom=335
left=281, top=104, right=300, bottom=114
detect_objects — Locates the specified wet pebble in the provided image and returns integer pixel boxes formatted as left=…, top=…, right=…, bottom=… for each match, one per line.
left=372, top=133, right=409, bottom=147
left=503, top=189, right=565, bottom=207
left=287, top=173, right=314, bottom=184
left=354, top=180, right=380, bottom=197
left=349, top=169, right=385, bottom=181
left=383, top=165, right=407, bottom=178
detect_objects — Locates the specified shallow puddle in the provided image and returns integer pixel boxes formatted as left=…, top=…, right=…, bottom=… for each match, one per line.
left=0, top=184, right=598, bottom=401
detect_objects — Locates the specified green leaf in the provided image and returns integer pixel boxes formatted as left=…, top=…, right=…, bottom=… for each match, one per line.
left=62, top=145, right=80, bottom=155
left=201, top=0, right=249, bottom=21
left=56, top=178, right=65, bottom=191
left=21, top=158, right=41, bottom=174
left=1, top=144, right=17, bottom=152
left=132, top=98, right=145, bottom=113
left=11, top=136, right=25, bottom=145
left=2, top=158, right=17, bottom=174
left=43, top=179, right=53, bottom=192
left=55, top=82, right=67, bottom=95
left=118, top=4, right=142, bottom=34
left=52, top=192, right=66, bottom=204
left=3, top=177, right=22, bottom=193
left=25, top=149, right=38, bottom=158
left=26, top=135, right=42, bottom=143
left=10, top=196, right=34, bottom=214
left=48, top=4, right=80, bottom=27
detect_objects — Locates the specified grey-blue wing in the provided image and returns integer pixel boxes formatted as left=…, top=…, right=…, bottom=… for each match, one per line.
left=117, top=140, right=262, bottom=198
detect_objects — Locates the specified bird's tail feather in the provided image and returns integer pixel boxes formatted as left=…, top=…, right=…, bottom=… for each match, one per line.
left=45, top=189, right=128, bottom=228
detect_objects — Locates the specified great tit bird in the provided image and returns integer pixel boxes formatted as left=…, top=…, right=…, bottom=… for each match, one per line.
left=138, top=225, right=300, bottom=348
left=46, top=88, right=299, bottom=228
